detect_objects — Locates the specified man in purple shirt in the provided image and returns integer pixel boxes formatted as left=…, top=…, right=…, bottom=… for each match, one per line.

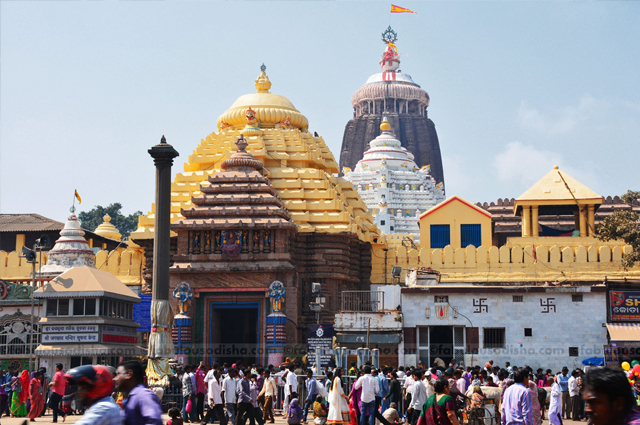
left=236, top=369, right=255, bottom=425
left=114, top=360, right=163, bottom=425
left=500, top=370, right=533, bottom=425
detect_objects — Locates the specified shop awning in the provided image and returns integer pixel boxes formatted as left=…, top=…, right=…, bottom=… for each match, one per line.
left=35, top=344, right=147, bottom=357
left=606, top=323, right=640, bottom=341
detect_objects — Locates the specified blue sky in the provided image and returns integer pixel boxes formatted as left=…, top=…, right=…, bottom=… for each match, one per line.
left=1, top=1, right=639, bottom=222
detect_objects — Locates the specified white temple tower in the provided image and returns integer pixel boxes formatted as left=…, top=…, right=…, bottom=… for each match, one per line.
left=343, top=118, right=445, bottom=243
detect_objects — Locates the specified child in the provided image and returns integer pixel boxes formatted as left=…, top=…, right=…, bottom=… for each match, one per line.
left=313, top=395, right=328, bottom=425
left=168, top=407, right=183, bottom=425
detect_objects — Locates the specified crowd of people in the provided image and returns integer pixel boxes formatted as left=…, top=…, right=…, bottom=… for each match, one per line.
left=0, top=360, right=163, bottom=425
left=2, top=358, right=640, bottom=425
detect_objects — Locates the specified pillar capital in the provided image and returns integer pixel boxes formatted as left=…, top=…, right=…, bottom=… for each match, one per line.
left=148, top=135, right=179, bottom=167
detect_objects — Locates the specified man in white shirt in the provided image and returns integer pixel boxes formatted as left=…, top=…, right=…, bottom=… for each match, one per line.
left=568, top=370, right=580, bottom=421
left=283, top=364, right=297, bottom=418
left=354, top=366, right=380, bottom=425
left=221, top=369, right=238, bottom=425
left=423, top=371, right=436, bottom=399
left=259, top=369, right=277, bottom=424
left=407, top=370, right=426, bottom=425
left=403, top=369, right=416, bottom=418
left=201, top=370, right=226, bottom=425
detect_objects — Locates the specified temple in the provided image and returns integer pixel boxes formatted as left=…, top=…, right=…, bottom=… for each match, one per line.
left=130, top=66, right=378, bottom=365
left=339, top=27, right=445, bottom=187
left=343, top=118, right=444, bottom=242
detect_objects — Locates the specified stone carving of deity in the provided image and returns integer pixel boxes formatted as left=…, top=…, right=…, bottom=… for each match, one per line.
left=268, top=281, right=286, bottom=314
left=173, top=282, right=193, bottom=315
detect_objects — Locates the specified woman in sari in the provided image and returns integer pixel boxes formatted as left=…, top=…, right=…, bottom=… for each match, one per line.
left=28, top=371, right=44, bottom=421
left=327, top=368, right=350, bottom=425
left=416, top=377, right=460, bottom=425
left=527, top=379, right=542, bottom=425
left=346, top=370, right=363, bottom=423
left=11, top=370, right=29, bottom=417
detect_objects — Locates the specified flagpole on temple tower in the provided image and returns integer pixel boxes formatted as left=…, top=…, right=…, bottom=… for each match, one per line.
left=146, top=135, right=179, bottom=388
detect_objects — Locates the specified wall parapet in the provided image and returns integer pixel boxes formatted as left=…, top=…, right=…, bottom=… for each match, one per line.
left=372, top=242, right=638, bottom=283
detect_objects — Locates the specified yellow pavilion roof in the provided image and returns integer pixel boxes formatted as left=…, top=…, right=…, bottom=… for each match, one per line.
left=131, top=69, right=378, bottom=244
left=514, top=165, right=603, bottom=212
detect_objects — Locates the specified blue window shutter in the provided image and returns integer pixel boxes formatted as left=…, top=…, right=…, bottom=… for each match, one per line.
left=460, top=224, right=482, bottom=248
left=430, top=225, right=450, bottom=249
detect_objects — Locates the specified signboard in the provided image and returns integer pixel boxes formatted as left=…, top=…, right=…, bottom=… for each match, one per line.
left=603, top=345, right=619, bottom=368
left=101, top=325, right=138, bottom=344
left=307, top=324, right=333, bottom=367
left=133, top=294, right=152, bottom=332
left=609, top=290, right=640, bottom=322
left=42, top=333, right=99, bottom=343
left=42, top=325, right=98, bottom=333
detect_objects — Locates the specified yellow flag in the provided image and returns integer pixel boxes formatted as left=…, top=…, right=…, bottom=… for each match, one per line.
left=391, top=4, right=418, bottom=15
left=75, top=190, right=82, bottom=204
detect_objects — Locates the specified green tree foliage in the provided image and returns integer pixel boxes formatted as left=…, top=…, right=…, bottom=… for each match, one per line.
left=78, top=203, right=142, bottom=238
left=596, top=190, right=640, bottom=268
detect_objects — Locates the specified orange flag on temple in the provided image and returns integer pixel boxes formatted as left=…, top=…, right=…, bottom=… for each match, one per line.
left=391, top=4, right=418, bottom=15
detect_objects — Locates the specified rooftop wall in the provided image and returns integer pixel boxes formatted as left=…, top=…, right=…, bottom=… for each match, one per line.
left=372, top=242, right=639, bottom=283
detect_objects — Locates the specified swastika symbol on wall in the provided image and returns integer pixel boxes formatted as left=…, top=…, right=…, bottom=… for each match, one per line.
left=473, top=298, right=488, bottom=313
left=540, top=298, right=556, bottom=313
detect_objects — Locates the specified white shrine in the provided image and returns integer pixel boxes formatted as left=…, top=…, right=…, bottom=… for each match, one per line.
left=343, top=118, right=445, bottom=243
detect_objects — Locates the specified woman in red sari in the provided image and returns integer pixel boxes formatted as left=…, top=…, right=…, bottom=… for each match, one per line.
left=28, top=371, right=44, bottom=422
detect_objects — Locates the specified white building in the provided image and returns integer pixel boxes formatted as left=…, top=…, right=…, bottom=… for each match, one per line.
left=335, top=283, right=607, bottom=372
left=344, top=118, right=444, bottom=242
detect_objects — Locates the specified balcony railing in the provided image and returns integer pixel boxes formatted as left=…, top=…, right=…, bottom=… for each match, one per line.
left=340, top=291, right=384, bottom=312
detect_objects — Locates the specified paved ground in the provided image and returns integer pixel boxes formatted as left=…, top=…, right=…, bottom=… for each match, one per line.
left=1, top=412, right=588, bottom=425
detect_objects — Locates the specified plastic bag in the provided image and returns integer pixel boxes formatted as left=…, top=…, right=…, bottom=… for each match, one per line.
left=186, top=398, right=193, bottom=413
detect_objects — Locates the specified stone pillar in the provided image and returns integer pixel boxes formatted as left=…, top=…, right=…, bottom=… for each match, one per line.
left=149, top=136, right=179, bottom=300
left=146, top=135, right=179, bottom=386
left=531, top=206, right=539, bottom=237
left=588, top=205, right=595, bottom=236
left=579, top=206, right=587, bottom=237
left=522, top=206, right=531, bottom=237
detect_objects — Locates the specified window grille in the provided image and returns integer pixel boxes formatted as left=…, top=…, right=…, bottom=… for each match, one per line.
left=430, top=225, right=450, bottom=249
left=460, top=224, right=482, bottom=248
left=434, top=296, right=449, bottom=303
left=569, top=347, right=579, bottom=357
left=513, top=295, right=523, bottom=303
left=454, top=327, right=464, bottom=346
left=572, top=294, right=583, bottom=302
left=524, top=328, right=533, bottom=337
left=483, top=328, right=505, bottom=349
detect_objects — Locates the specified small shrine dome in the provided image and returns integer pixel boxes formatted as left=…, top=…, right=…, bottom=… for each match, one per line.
left=40, top=209, right=96, bottom=277
left=216, top=65, right=309, bottom=131
left=94, top=214, right=122, bottom=241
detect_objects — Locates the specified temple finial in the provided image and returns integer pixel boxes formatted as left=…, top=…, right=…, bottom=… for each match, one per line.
left=260, top=63, right=266, bottom=72
left=161, top=135, right=166, bottom=144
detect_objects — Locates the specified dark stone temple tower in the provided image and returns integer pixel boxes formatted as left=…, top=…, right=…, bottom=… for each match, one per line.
left=339, top=27, right=445, bottom=187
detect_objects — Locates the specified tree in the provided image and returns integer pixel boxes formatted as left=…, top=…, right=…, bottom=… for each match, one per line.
left=596, top=190, right=640, bottom=268
left=78, top=203, right=142, bottom=238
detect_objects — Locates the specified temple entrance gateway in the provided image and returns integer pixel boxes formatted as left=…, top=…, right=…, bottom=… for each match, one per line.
left=210, top=303, right=260, bottom=365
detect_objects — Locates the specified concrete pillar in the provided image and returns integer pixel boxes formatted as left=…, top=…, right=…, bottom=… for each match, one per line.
left=588, top=205, right=595, bottom=236
left=522, top=206, right=531, bottom=237
left=531, top=206, right=539, bottom=237
left=579, top=206, right=587, bottom=237
left=148, top=135, right=179, bottom=300
left=15, top=234, right=25, bottom=253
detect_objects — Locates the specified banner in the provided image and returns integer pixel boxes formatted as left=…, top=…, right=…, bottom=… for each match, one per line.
left=610, top=290, right=640, bottom=321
